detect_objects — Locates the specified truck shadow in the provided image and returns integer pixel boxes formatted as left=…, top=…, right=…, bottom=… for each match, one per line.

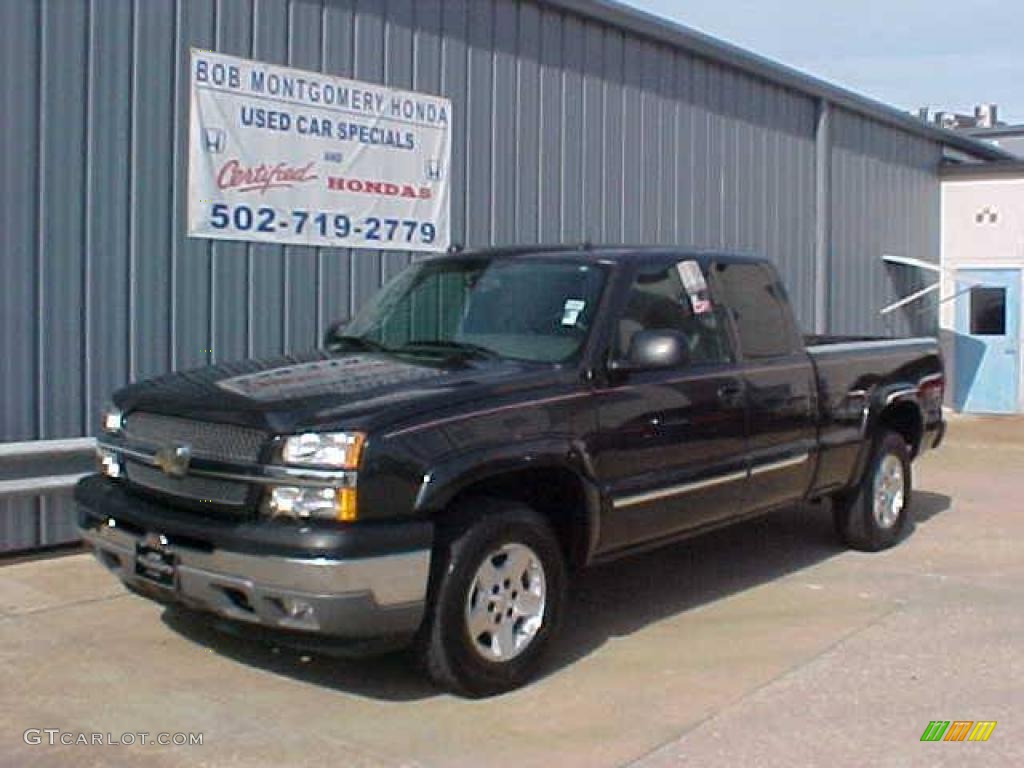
left=160, top=490, right=951, bottom=702
left=549, top=490, right=950, bottom=673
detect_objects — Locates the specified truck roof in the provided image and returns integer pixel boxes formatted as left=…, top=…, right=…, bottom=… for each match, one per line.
left=448, top=245, right=770, bottom=268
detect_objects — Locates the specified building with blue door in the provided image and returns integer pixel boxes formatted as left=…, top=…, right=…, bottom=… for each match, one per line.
left=941, top=163, right=1024, bottom=413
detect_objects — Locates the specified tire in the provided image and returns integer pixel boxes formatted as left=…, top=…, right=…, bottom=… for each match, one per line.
left=416, top=498, right=567, bottom=697
left=833, top=430, right=913, bottom=552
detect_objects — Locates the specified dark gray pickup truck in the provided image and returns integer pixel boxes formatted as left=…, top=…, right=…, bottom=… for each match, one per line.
left=76, top=247, right=945, bottom=695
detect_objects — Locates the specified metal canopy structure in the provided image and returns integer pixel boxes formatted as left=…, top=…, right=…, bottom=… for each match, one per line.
left=881, top=254, right=989, bottom=317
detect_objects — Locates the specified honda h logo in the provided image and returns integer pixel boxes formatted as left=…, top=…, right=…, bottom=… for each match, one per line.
left=203, top=128, right=226, bottom=154
left=154, top=444, right=191, bottom=478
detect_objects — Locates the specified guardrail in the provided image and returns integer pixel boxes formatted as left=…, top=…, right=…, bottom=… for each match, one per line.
left=0, top=438, right=96, bottom=499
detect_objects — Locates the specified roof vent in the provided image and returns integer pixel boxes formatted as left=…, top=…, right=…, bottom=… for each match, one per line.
left=974, top=104, right=999, bottom=129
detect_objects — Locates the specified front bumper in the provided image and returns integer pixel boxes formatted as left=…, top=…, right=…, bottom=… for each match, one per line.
left=75, top=476, right=432, bottom=644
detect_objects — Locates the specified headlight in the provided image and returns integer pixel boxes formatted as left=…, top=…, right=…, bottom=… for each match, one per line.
left=280, top=432, right=365, bottom=469
left=101, top=405, right=124, bottom=434
left=97, top=447, right=123, bottom=479
left=267, top=486, right=357, bottom=522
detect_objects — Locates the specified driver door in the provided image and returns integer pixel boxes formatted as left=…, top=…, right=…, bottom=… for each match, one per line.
left=593, top=258, right=748, bottom=554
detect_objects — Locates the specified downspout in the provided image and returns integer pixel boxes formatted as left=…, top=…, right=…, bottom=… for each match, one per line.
left=814, top=99, right=832, bottom=334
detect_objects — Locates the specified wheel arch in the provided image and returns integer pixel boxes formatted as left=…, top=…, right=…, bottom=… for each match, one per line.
left=876, top=400, right=925, bottom=458
left=848, top=385, right=924, bottom=490
left=416, top=449, right=601, bottom=569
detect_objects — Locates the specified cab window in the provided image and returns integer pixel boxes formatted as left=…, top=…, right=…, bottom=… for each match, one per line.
left=615, top=260, right=732, bottom=366
left=711, top=262, right=798, bottom=359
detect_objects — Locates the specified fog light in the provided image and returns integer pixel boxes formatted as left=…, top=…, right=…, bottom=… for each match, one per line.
left=268, top=486, right=357, bottom=521
left=97, top=448, right=123, bottom=479
left=284, top=598, right=313, bottom=619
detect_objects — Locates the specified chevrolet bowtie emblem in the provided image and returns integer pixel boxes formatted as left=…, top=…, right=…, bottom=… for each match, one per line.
left=154, top=444, right=191, bottom=478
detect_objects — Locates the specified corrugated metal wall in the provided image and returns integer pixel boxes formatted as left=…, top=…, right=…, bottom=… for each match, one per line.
left=829, top=107, right=944, bottom=336
left=0, top=0, right=943, bottom=552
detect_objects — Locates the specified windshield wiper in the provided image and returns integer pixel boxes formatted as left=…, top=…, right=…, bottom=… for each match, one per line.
left=326, top=334, right=390, bottom=353
left=399, top=339, right=501, bottom=359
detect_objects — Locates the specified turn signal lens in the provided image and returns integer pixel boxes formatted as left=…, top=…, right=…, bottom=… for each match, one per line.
left=335, top=487, right=358, bottom=522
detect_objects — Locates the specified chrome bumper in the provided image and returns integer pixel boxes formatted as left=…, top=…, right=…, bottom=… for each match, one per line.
left=80, top=520, right=430, bottom=640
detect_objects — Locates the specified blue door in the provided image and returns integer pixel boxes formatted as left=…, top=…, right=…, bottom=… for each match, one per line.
left=954, top=268, right=1020, bottom=413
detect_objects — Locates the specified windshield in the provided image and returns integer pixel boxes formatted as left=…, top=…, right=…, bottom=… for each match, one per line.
left=339, top=257, right=607, bottom=363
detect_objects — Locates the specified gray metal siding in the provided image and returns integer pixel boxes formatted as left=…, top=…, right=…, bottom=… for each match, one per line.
left=829, top=107, right=943, bottom=336
left=0, top=0, right=942, bottom=552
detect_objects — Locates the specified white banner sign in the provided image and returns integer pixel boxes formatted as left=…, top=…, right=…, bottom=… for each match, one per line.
left=187, top=49, right=451, bottom=252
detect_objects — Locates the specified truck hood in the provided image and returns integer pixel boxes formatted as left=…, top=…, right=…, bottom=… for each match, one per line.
left=113, top=350, right=567, bottom=434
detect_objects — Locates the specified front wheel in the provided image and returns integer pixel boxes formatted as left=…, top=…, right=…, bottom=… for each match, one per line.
left=833, top=430, right=913, bottom=551
left=416, top=500, right=567, bottom=697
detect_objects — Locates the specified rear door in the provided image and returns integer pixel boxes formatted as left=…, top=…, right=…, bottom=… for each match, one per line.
left=710, top=261, right=818, bottom=513
left=593, top=258, right=748, bottom=553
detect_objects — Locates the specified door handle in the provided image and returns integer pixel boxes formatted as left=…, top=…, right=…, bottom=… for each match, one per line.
left=718, top=384, right=744, bottom=407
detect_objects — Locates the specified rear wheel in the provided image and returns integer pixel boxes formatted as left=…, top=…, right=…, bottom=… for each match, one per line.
left=416, top=499, right=566, bottom=697
left=833, top=430, right=913, bottom=551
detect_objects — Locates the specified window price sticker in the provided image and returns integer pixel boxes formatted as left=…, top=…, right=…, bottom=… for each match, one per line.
left=675, top=260, right=707, bottom=294
left=676, top=260, right=713, bottom=315
left=561, top=299, right=587, bottom=327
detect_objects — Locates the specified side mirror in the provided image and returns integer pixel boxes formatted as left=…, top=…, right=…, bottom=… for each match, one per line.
left=610, top=329, right=689, bottom=374
left=323, top=320, right=346, bottom=348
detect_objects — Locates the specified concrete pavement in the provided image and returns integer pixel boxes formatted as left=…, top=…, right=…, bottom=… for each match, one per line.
left=1, top=415, right=1021, bottom=767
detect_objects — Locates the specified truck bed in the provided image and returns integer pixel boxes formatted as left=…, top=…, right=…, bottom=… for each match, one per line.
left=803, top=334, right=944, bottom=496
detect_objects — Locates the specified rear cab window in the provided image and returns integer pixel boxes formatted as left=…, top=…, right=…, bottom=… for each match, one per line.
left=710, top=261, right=802, bottom=360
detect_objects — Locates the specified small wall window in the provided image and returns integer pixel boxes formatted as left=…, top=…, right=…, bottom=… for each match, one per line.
left=970, top=287, right=1007, bottom=336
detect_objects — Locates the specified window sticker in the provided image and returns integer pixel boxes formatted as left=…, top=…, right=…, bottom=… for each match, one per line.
left=561, top=299, right=587, bottom=326
left=675, top=260, right=713, bottom=315
left=675, top=260, right=707, bottom=295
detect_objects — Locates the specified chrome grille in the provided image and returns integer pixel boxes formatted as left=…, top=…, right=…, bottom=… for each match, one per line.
left=125, top=462, right=250, bottom=508
left=123, top=412, right=267, bottom=464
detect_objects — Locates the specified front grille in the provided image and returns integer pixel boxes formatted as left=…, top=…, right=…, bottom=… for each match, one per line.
left=123, top=412, right=267, bottom=464
left=125, top=462, right=251, bottom=510
left=119, top=412, right=268, bottom=515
